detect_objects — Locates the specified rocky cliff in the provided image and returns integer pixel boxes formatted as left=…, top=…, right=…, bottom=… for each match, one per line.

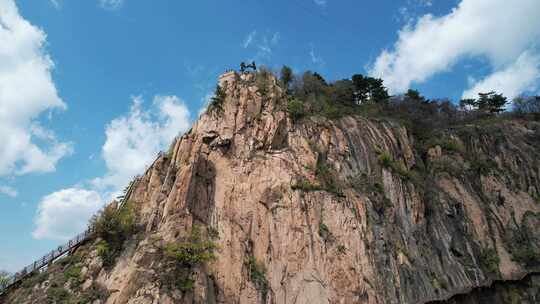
left=3, top=71, right=540, bottom=304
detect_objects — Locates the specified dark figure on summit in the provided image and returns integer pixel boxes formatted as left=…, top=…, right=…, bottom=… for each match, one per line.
left=240, top=61, right=257, bottom=73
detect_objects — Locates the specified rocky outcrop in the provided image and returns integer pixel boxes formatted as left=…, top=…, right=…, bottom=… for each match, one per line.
left=3, top=72, right=540, bottom=304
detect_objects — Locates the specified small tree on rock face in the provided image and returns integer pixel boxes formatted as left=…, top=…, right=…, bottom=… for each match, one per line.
left=90, top=202, right=135, bottom=268
left=208, top=85, right=227, bottom=113
left=280, top=65, right=293, bottom=91
left=0, top=270, right=10, bottom=289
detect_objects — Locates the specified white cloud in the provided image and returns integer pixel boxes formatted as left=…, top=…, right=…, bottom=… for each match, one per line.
left=418, top=0, right=432, bottom=7
left=397, top=0, right=435, bottom=24
left=33, top=95, right=191, bottom=240
left=243, top=30, right=256, bottom=48
left=271, top=32, right=280, bottom=45
left=243, top=30, right=280, bottom=63
left=0, top=185, right=17, bottom=198
left=314, top=0, right=326, bottom=7
left=310, top=44, right=325, bottom=66
left=0, top=0, right=72, bottom=176
left=369, top=0, right=540, bottom=96
left=92, top=95, right=190, bottom=194
left=99, top=0, right=123, bottom=10
left=463, top=51, right=540, bottom=99
left=49, top=0, right=61, bottom=9
left=33, top=188, right=104, bottom=240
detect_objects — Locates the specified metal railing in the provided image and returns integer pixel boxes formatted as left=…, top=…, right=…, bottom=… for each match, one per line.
left=0, top=151, right=166, bottom=295
left=0, top=228, right=93, bottom=295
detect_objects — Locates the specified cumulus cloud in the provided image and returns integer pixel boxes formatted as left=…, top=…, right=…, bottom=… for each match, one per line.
left=33, top=95, right=191, bottom=240
left=99, top=0, right=123, bottom=10
left=0, top=185, right=17, bottom=198
left=463, top=52, right=540, bottom=99
left=33, top=188, right=104, bottom=240
left=0, top=0, right=72, bottom=176
left=369, top=0, right=540, bottom=96
left=92, top=95, right=190, bottom=193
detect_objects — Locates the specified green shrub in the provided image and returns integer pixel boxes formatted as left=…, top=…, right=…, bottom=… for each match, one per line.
left=315, top=161, right=343, bottom=196
left=318, top=222, right=333, bottom=243
left=430, top=157, right=464, bottom=176
left=96, top=240, right=114, bottom=267
left=425, top=138, right=464, bottom=153
left=479, top=248, right=500, bottom=275
left=164, top=226, right=218, bottom=268
left=64, top=265, right=83, bottom=288
left=378, top=152, right=393, bottom=168
left=378, top=152, right=417, bottom=182
left=511, top=247, right=540, bottom=267
left=0, top=271, right=10, bottom=289
left=19, top=270, right=48, bottom=289
left=162, top=226, right=218, bottom=292
left=79, top=282, right=110, bottom=304
left=351, top=173, right=384, bottom=195
left=178, top=278, right=195, bottom=292
left=208, top=227, right=220, bottom=239
left=287, top=98, right=305, bottom=121
left=469, top=157, right=497, bottom=176
left=90, top=202, right=136, bottom=268
left=291, top=179, right=323, bottom=192
left=373, top=182, right=384, bottom=193
left=321, top=100, right=341, bottom=119
left=246, top=255, right=269, bottom=298
left=507, top=221, right=540, bottom=267
left=46, top=287, right=71, bottom=303
left=349, top=173, right=371, bottom=192
left=349, top=173, right=393, bottom=216
left=430, top=277, right=448, bottom=290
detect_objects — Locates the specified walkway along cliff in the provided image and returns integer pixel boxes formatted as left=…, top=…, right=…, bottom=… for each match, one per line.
left=2, top=70, right=540, bottom=303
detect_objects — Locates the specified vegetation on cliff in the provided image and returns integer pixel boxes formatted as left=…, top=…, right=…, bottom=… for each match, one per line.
left=90, top=201, right=136, bottom=268
left=159, top=226, right=218, bottom=292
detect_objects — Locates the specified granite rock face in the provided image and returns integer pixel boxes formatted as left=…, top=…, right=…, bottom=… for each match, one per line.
left=4, top=72, right=540, bottom=304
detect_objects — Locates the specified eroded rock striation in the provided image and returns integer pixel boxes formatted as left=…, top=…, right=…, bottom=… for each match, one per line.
left=3, top=72, right=540, bottom=304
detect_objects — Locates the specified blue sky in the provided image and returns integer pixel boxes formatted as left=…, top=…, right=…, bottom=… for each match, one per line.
left=1, top=0, right=539, bottom=272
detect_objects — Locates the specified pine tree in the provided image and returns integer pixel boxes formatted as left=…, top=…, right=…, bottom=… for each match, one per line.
left=280, top=66, right=293, bottom=92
